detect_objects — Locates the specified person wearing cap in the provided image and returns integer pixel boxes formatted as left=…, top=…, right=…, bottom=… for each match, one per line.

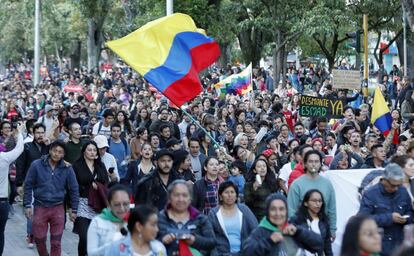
left=36, top=104, right=58, bottom=139
left=134, top=149, right=177, bottom=210
left=166, top=138, right=181, bottom=151
left=94, top=135, right=119, bottom=183
left=63, top=102, right=84, bottom=129
left=92, top=109, right=114, bottom=139
left=359, top=163, right=414, bottom=256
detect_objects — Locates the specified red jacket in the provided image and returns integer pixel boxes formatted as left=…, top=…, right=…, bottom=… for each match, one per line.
left=288, top=162, right=304, bottom=187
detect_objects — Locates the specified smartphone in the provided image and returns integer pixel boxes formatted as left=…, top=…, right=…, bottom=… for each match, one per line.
left=256, top=174, right=262, bottom=185
left=176, top=233, right=191, bottom=240
left=403, top=215, right=410, bottom=219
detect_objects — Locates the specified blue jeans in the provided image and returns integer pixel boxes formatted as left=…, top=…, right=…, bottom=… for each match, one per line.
left=0, top=200, right=9, bottom=255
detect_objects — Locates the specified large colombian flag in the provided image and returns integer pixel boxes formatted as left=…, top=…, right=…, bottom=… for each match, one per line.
left=106, top=13, right=220, bottom=107
left=371, top=86, right=392, bottom=135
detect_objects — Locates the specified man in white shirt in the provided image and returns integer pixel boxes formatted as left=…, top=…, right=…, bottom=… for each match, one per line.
left=92, top=109, right=114, bottom=139
left=36, top=105, right=57, bottom=139
left=93, top=135, right=119, bottom=182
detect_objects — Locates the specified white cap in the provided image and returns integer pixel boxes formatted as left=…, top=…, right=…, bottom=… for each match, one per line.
left=94, top=135, right=109, bottom=148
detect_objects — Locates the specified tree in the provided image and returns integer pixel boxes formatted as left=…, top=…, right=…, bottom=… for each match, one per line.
left=297, top=1, right=356, bottom=71
left=74, top=0, right=112, bottom=72
left=253, top=0, right=304, bottom=88
left=348, top=0, right=401, bottom=66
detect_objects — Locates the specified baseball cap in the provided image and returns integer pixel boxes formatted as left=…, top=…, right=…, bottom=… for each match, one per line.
left=44, top=104, right=53, bottom=113
left=166, top=138, right=181, bottom=148
left=155, top=149, right=174, bottom=161
left=70, top=102, right=80, bottom=108
left=94, top=135, right=109, bottom=149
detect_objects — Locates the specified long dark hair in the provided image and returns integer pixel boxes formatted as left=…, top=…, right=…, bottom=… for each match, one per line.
left=172, top=149, right=189, bottom=171
left=115, top=110, right=133, bottom=135
left=249, top=158, right=278, bottom=190
left=340, top=214, right=373, bottom=256
left=185, top=123, right=197, bottom=139
left=77, top=140, right=108, bottom=183
left=294, top=189, right=328, bottom=223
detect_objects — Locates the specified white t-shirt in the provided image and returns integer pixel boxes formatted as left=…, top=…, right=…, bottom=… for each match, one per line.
left=305, top=219, right=321, bottom=256
left=92, top=121, right=111, bottom=139
left=37, top=115, right=54, bottom=138
left=101, top=152, right=119, bottom=182
left=279, top=162, right=294, bottom=187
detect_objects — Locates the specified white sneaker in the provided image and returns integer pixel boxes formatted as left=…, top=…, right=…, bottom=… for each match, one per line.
left=26, top=235, right=34, bottom=249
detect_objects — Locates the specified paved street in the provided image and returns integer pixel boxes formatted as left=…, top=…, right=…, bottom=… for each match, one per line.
left=4, top=203, right=78, bottom=256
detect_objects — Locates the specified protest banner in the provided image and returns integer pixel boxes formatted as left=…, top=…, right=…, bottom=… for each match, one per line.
left=64, top=85, right=83, bottom=93
left=322, top=169, right=375, bottom=255
left=332, top=69, right=361, bottom=89
left=299, top=95, right=345, bottom=118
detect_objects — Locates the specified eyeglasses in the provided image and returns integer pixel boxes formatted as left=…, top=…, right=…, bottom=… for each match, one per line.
left=220, top=124, right=227, bottom=127
left=384, top=179, right=402, bottom=189
left=111, top=202, right=130, bottom=209
left=361, top=228, right=384, bottom=238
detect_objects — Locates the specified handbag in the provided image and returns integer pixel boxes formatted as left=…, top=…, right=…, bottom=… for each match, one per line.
left=87, top=181, right=108, bottom=212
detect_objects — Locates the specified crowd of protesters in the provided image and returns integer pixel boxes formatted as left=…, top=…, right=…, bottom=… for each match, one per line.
left=0, top=61, right=413, bottom=256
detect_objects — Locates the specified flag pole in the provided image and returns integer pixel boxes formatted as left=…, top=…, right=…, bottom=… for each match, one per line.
left=179, top=106, right=221, bottom=149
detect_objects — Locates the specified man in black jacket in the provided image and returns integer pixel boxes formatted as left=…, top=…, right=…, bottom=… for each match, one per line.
left=15, top=123, right=49, bottom=248
left=16, top=123, right=49, bottom=189
left=135, top=149, right=177, bottom=210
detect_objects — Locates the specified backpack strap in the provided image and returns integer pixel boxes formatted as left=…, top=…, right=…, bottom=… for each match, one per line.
left=97, top=121, right=103, bottom=133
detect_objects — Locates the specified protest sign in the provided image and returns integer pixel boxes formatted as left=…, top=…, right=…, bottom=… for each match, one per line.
left=299, top=95, right=345, bottom=118
left=332, top=69, right=361, bottom=89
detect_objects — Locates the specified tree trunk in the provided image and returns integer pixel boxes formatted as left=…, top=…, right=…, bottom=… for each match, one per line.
left=281, top=46, right=287, bottom=87
left=327, top=55, right=335, bottom=72
left=87, top=18, right=104, bottom=72
left=406, top=28, right=414, bottom=78
left=273, top=29, right=282, bottom=90
left=218, top=43, right=230, bottom=69
left=70, top=40, right=81, bottom=71
left=237, top=29, right=261, bottom=69
left=121, top=0, right=136, bottom=30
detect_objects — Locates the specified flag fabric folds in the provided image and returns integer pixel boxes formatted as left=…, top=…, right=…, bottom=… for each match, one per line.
left=178, top=240, right=202, bottom=256
left=106, top=13, right=220, bottom=107
left=371, top=87, right=392, bottom=135
left=214, top=64, right=252, bottom=97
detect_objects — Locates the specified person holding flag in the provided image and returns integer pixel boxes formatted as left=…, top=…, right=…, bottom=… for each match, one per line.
left=371, top=86, right=399, bottom=146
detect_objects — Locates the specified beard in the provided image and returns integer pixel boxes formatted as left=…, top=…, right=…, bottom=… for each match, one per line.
left=158, top=167, right=171, bottom=175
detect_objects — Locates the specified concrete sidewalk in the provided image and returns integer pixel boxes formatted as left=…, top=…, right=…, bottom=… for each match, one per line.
left=4, top=203, right=79, bottom=256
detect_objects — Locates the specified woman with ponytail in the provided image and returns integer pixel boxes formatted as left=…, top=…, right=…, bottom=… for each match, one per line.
left=105, top=205, right=166, bottom=256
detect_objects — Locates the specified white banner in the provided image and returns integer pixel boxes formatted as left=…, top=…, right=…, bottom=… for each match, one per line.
left=322, top=169, right=376, bottom=255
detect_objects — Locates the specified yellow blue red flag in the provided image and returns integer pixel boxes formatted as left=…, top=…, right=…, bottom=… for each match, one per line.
left=106, top=13, right=220, bottom=107
left=371, top=87, right=392, bottom=135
